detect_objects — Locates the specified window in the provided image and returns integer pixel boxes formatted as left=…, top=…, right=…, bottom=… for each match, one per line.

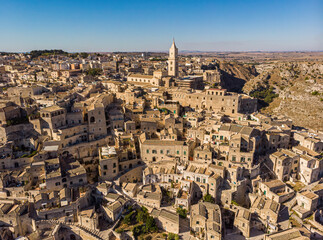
left=152, top=150, right=157, bottom=154
left=184, top=151, right=186, bottom=155
left=232, top=156, right=236, bottom=162
left=196, top=221, right=199, bottom=224
left=177, top=150, right=179, bottom=155
left=160, top=150, right=163, bottom=154
left=146, top=149, right=149, bottom=154
left=113, top=163, right=116, bottom=168
left=103, top=165, right=107, bottom=170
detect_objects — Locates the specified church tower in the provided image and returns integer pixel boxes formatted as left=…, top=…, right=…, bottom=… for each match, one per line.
left=168, top=39, right=178, bottom=77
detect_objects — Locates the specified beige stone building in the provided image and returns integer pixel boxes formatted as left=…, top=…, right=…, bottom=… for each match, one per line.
left=102, top=195, right=129, bottom=222
left=264, top=228, right=310, bottom=240
left=190, top=202, right=222, bottom=240
left=297, top=151, right=323, bottom=184
left=269, top=149, right=299, bottom=181
left=293, top=131, right=323, bottom=153
left=250, top=196, right=280, bottom=232
left=139, top=133, right=191, bottom=163
left=233, top=207, right=251, bottom=238
left=137, top=184, right=162, bottom=208
left=151, top=208, right=180, bottom=234
left=294, top=190, right=319, bottom=218
left=258, top=179, right=294, bottom=203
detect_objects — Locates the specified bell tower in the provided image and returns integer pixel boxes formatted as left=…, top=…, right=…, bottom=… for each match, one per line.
left=168, top=39, right=178, bottom=77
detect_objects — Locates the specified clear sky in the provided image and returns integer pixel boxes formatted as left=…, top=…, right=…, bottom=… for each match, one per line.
left=0, top=0, right=322, bottom=52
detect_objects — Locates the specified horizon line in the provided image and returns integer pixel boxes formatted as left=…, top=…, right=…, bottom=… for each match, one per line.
left=1, top=50, right=323, bottom=54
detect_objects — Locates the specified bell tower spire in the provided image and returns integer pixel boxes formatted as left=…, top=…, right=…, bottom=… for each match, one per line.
left=168, top=39, right=178, bottom=77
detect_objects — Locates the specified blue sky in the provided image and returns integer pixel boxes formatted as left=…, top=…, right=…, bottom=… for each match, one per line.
left=0, top=0, right=322, bottom=52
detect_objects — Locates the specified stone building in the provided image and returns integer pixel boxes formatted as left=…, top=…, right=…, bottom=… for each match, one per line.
left=151, top=208, right=180, bottom=234
left=233, top=207, right=251, bottom=238
left=190, top=202, right=222, bottom=240
left=137, top=184, right=162, bottom=208
left=139, top=133, right=191, bottom=163
left=269, top=149, right=299, bottom=182
left=258, top=179, right=294, bottom=203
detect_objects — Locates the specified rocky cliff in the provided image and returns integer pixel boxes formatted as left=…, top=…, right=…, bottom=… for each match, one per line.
left=218, top=61, right=323, bottom=131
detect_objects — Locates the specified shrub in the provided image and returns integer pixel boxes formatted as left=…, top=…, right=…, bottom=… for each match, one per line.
left=144, top=216, right=158, bottom=233
left=176, top=207, right=187, bottom=219
left=132, top=225, right=144, bottom=238
left=123, top=211, right=134, bottom=225
left=86, top=68, right=102, bottom=77
left=203, top=194, right=215, bottom=203
left=250, top=86, right=279, bottom=108
left=311, top=91, right=319, bottom=96
left=168, top=233, right=179, bottom=240
left=136, top=207, right=148, bottom=223
left=116, top=228, right=124, bottom=233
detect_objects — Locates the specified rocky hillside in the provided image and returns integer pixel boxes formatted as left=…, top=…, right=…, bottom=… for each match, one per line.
left=218, top=62, right=258, bottom=92
left=216, top=60, right=323, bottom=131
left=242, top=62, right=323, bottom=131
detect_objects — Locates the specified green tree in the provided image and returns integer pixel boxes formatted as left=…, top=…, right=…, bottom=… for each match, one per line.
left=80, top=52, right=89, bottom=58
left=176, top=207, right=187, bottom=219
left=203, top=194, right=215, bottom=203
left=86, top=68, right=102, bottom=77
left=137, top=210, right=147, bottom=222
left=123, top=211, right=134, bottom=225
left=144, top=216, right=158, bottom=233
left=168, top=233, right=179, bottom=240
left=132, top=225, right=143, bottom=238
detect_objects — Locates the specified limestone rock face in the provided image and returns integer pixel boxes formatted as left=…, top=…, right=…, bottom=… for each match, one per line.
left=245, top=62, right=323, bottom=131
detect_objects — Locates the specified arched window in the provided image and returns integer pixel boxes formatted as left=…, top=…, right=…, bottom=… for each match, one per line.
left=90, top=116, right=95, bottom=123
